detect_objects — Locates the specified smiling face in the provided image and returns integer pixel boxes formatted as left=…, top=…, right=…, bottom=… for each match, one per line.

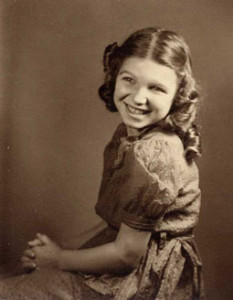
left=113, top=56, right=178, bottom=135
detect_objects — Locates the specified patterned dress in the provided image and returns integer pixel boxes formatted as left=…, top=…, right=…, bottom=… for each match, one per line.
left=0, top=123, right=204, bottom=299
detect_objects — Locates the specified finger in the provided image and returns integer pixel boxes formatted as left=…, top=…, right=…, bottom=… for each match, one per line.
left=28, top=239, right=43, bottom=247
left=21, top=256, right=33, bottom=263
left=36, top=233, right=51, bottom=245
left=23, top=249, right=36, bottom=259
left=22, top=261, right=37, bottom=270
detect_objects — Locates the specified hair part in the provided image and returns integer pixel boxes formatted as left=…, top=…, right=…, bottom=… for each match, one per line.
left=98, top=27, right=202, bottom=161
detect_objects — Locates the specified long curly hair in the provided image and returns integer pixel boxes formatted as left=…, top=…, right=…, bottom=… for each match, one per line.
left=99, top=27, right=202, bottom=161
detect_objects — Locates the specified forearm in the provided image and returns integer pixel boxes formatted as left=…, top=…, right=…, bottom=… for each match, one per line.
left=59, top=241, right=138, bottom=274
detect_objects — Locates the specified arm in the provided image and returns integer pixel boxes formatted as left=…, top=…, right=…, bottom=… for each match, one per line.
left=24, top=224, right=151, bottom=274
left=59, top=223, right=151, bottom=273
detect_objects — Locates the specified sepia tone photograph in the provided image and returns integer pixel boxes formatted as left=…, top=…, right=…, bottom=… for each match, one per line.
left=0, top=0, right=233, bottom=299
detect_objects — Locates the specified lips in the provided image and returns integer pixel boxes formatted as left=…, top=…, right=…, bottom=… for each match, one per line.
left=126, top=104, right=149, bottom=115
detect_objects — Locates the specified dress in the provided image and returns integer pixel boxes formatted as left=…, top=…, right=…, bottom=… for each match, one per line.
left=0, top=123, right=204, bottom=300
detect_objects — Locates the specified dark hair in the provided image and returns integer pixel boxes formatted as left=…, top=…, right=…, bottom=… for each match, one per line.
left=99, top=27, right=202, bottom=161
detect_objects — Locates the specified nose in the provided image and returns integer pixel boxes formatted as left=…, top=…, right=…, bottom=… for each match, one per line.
left=133, top=87, right=148, bottom=105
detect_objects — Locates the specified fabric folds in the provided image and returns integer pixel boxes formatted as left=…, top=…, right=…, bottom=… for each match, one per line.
left=122, top=210, right=159, bottom=231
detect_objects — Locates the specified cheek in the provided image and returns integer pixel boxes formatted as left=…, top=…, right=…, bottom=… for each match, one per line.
left=150, top=97, right=174, bottom=113
left=113, top=82, right=120, bottom=99
left=114, top=85, right=129, bottom=102
left=113, top=83, right=123, bottom=106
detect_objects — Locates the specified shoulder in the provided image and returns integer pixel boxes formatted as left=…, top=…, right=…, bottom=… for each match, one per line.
left=148, top=130, right=184, bottom=152
left=134, top=130, right=185, bottom=172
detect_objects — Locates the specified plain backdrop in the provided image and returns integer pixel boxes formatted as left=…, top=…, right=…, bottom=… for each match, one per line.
left=1, top=0, right=233, bottom=299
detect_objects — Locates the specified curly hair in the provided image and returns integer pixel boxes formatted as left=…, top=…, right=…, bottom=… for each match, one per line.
left=98, top=27, right=202, bottom=161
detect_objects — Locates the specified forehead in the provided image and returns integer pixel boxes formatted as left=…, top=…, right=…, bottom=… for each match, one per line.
left=119, top=56, right=178, bottom=85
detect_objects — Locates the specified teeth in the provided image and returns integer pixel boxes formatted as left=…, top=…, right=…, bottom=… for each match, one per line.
left=127, top=104, right=147, bottom=115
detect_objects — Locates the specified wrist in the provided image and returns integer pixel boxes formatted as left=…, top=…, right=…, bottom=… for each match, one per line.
left=56, top=248, right=64, bottom=270
left=57, top=249, right=68, bottom=270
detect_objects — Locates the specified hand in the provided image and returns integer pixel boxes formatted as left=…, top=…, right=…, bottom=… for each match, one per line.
left=21, top=248, right=37, bottom=272
left=21, top=233, right=44, bottom=272
left=32, top=234, right=62, bottom=269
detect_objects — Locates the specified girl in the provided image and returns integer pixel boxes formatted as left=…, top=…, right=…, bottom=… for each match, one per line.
left=0, top=27, right=204, bottom=299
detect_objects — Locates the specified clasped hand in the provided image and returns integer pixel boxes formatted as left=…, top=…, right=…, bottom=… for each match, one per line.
left=21, top=233, right=62, bottom=271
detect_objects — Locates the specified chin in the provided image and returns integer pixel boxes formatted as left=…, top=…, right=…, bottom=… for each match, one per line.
left=125, top=121, right=148, bottom=131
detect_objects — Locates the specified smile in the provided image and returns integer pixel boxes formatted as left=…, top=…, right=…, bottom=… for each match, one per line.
left=126, top=104, right=149, bottom=115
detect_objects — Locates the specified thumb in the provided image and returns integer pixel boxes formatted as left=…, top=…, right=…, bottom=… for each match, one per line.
left=36, top=233, right=51, bottom=245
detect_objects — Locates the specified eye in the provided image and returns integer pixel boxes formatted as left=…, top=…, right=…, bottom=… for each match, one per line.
left=122, top=76, right=135, bottom=84
left=149, top=85, right=166, bottom=93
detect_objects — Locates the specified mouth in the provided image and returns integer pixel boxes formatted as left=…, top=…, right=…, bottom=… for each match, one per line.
left=125, top=103, right=149, bottom=115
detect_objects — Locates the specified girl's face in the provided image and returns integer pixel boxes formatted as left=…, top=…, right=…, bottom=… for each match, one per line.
left=113, top=56, right=178, bottom=134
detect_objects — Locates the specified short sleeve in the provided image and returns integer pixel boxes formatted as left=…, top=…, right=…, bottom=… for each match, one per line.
left=121, top=136, right=183, bottom=231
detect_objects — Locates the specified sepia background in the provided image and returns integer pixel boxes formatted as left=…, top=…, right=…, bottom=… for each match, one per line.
left=1, top=0, right=233, bottom=299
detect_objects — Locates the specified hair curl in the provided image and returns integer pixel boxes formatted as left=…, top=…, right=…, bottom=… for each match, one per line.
left=99, top=27, right=202, bottom=161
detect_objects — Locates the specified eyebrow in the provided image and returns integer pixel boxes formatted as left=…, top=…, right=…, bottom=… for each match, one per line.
left=119, top=70, right=135, bottom=76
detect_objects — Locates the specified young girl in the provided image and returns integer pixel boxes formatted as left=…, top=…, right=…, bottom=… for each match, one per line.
left=0, top=27, right=204, bottom=299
